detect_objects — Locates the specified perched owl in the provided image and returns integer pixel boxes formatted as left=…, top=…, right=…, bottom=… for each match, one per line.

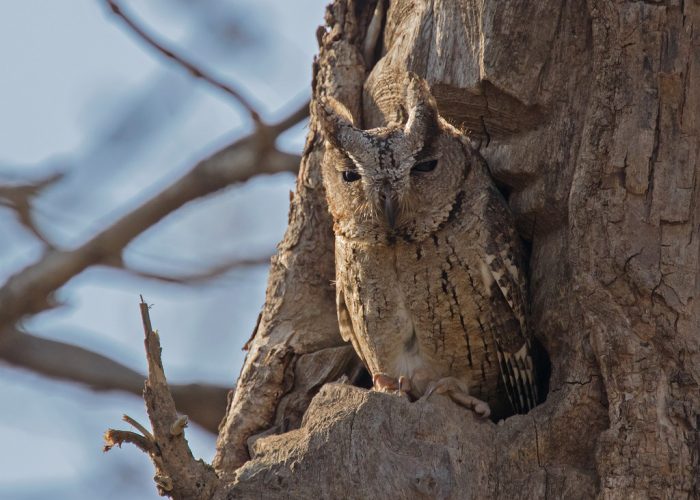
left=317, top=75, right=537, bottom=418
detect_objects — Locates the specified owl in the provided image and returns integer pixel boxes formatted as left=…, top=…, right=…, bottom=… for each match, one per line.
left=317, top=75, right=537, bottom=418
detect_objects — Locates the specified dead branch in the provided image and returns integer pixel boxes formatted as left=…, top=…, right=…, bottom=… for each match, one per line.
left=104, top=297, right=220, bottom=498
left=103, top=428, right=156, bottom=454
left=104, top=0, right=262, bottom=125
left=0, top=105, right=304, bottom=330
left=0, top=326, right=228, bottom=433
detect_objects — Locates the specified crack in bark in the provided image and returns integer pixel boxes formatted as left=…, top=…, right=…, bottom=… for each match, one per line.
left=644, top=89, right=662, bottom=217
left=531, top=414, right=550, bottom=499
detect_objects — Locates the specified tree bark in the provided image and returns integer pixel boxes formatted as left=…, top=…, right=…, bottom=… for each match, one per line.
left=215, top=0, right=700, bottom=497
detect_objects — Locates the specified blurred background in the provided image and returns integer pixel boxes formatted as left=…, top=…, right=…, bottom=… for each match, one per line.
left=0, top=0, right=326, bottom=497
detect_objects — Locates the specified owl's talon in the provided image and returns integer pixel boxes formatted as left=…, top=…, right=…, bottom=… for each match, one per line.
left=421, top=377, right=491, bottom=418
left=422, top=380, right=447, bottom=400
left=473, top=401, right=491, bottom=419
left=398, top=375, right=412, bottom=399
left=373, top=373, right=399, bottom=392
left=373, top=373, right=414, bottom=399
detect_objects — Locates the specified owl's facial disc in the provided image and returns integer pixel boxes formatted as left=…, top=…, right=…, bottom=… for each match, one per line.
left=338, top=126, right=443, bottom=232
left=318, top=83, right=463, bottom=241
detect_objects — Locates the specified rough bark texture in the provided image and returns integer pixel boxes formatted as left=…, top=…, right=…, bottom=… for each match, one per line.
left=213, top=2, right=372, bottom=474
left=216, top=1, right=700, bottom=498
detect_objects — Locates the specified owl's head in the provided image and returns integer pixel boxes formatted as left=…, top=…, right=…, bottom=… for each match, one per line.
left=317, top=75, right=475, bottom=243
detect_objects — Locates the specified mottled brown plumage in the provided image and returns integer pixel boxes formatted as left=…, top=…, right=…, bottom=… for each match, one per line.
left=318, top=75, right=537, bottom=417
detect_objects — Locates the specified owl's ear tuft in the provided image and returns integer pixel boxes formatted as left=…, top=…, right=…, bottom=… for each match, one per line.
left=404, top=74, right=439, bottom=146
left=316, top=96, right=360, bottom=152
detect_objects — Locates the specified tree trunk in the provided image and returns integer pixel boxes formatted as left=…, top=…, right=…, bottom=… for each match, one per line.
left=214, top=1, right=700, bottom=497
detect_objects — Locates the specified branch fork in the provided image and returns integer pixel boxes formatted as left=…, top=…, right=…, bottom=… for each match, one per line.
left=104, top=297, right=219, bottom=498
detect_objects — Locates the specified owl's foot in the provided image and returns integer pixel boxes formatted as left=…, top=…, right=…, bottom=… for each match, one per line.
left=422, top=377, right=491, bottom=418
left=372, top=373, right=412, bottom=398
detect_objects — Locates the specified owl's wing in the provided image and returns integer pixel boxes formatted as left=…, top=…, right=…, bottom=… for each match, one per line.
left=336, top=288, right=368, bottom=368
left=481, top=189, right=538, bottom=413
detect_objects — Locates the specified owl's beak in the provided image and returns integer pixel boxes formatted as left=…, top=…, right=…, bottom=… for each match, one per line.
left=383, top=195, right=397, bottom=229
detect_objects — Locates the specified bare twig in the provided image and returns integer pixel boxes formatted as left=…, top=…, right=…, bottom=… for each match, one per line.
left=0, top=172, right=62, bottom=246
left=0, top=326, right=228, bottom=433
left=269, top=99, right=311, bottom=136
left=0, top=104, right=303, bottom=330
left=113, top=254, right=273, bottom=285
left=104, top=0, right=262, bottom=125
left=123, top=413, right=155, bottom=442
left=103, top=428, right=156, bottom=454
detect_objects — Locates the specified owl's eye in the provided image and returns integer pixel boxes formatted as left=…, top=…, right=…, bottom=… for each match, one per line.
left=342, top=170, right=361, bottom=182
left=411, top=159, right=438, bottom=173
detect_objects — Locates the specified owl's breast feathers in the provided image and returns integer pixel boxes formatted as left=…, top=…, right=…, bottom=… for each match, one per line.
left=319, top=74, right=538, bottom=415
left=334, top=182, right=537, bottom=415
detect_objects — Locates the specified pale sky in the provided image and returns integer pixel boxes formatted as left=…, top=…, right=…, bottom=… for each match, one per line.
left=0, top=1, right=326, bottom=497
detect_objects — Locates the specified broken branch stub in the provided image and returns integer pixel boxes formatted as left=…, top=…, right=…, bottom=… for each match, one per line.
left=104, top=297, right=219, bottom=499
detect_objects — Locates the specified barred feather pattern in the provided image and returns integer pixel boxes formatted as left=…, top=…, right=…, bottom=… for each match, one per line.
left=320, top=75, right=538, bottom=416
